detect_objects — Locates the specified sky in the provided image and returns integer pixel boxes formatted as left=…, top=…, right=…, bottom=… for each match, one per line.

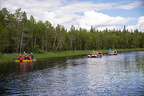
left=1, top=0, right=144, bottom=32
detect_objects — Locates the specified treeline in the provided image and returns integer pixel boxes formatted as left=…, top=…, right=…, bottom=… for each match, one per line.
left=0, top=8, right=144, bottom=53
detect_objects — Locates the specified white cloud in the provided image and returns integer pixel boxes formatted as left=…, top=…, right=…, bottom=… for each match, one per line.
left=78, top=11, right=134, bottom=30
left=116, top=0, right=144, bottom=9
left=1, top=0, right=144, bottom=32
left=127, top=16, right=144, bottom=32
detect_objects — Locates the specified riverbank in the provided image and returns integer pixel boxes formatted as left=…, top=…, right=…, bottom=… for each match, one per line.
left=0, top=48, right=144, bottom=62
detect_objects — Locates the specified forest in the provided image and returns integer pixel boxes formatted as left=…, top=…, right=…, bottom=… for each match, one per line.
left=0, top=8, right=144, bottom=53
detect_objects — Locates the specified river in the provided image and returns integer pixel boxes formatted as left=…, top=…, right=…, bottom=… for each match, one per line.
left=0, top=51, right=144, bottom=96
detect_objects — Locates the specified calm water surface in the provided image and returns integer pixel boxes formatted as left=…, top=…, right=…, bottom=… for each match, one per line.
left=0, top=51, right=144, bottom=96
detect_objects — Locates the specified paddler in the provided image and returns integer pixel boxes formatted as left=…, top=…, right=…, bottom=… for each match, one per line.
left=23, top=51, right=27, bottom=56
left=30, top=53, right=34, bottom=59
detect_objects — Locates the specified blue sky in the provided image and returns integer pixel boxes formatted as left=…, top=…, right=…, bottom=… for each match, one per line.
left=1, top=0, right=144, bottom=31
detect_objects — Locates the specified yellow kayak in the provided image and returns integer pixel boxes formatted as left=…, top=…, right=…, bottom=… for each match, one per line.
left=13, top=59, right=36, bottom=62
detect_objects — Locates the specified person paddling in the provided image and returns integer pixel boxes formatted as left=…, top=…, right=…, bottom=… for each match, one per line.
left=30, top=53, right=34, bottom=59
left=23, top=51, right=27, bottom=56
left=19, top=54, right=24, bottom=61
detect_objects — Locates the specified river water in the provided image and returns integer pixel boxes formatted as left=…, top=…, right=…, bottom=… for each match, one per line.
left=0, top=51, right=144, bottom=96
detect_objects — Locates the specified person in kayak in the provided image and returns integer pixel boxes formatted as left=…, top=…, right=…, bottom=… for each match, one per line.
left=23, top=51, right=27, bottom=56
left=19, top=54, right=24, bottom=60
left=30, top=53, right=34, bottom=59
left=98, top=50, right=104, bottom=56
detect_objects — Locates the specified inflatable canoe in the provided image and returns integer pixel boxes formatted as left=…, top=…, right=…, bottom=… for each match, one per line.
left=87, top=55, right=103, bottom=58
left=13, top=58, right=36, bottom=62
left=108, top=53, right=118, bottom=55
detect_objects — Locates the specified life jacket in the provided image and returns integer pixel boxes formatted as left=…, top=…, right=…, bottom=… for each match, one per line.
left=29, top=56, right=32, bottom=59
left=19, top=57, right=23, bottom=60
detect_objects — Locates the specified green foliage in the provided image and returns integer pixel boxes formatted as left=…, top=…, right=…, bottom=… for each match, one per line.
left=0, top=8, right=144, bottom=54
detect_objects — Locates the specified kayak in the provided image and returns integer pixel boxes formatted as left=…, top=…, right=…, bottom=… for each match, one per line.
left=87, top=55, right=103, bottom=58
left=87, top=51, right=104, bottom=58
left=108, top=52, right=118, bottom=55
left=108, top=48, right=118, bottom=55
left=13, top=58, right=36, bottom=62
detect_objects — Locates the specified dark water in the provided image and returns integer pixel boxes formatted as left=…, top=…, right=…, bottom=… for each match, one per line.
left=0, top=51, right=144, bottom=96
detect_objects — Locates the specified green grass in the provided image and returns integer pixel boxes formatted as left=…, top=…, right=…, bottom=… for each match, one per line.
left=0, top=53, right=19, bottom=63
left=0, top=48, right=144, bottom=63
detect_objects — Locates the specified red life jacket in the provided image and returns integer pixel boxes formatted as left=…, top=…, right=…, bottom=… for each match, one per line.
left=19, top=57, right=23, bottom=60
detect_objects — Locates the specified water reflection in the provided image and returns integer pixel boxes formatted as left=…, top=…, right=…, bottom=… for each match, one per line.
left=17, top=62, right=34, bottom=73
left=33, top=57, right=69, bottom=71
left=0, top=51, right=144, bottom=95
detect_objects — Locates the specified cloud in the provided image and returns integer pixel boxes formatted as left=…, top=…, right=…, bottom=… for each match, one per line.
left=115, top=0, right=144, bottom=9
left=127, top=16, right=144, bottom=32
left=1, top=0, right=144, bottom=32
left=78, top=11, right=135, bottom=30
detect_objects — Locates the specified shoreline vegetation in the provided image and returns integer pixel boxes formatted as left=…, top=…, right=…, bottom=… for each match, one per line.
left=0, top=48, right=144, bottom=63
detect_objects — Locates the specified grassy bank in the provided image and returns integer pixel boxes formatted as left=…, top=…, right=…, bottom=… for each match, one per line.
left=0, top=48, right=144, bottom=63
